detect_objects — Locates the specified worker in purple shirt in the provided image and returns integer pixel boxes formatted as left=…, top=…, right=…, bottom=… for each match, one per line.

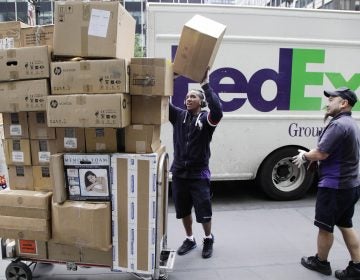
left=169, top=69, right=223, bottom=259
left=293, top=87, right=360, bottom=280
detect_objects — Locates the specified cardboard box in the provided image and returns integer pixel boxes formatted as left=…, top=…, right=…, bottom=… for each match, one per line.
left=0, top=79, right=49, bottom=112
left=125, top=125, right=161, bottom=154
left=46, top=94, right=131, bottom=128
left=0, top=21, right=30, bottom=49
left=85, top=128, right=125, bottom=153
left=33, top=166, right=52, bottom=192
left=30, top=139, right=59, bottom=166
left=52, top=201, right=112, bottom=251
left=16, top=239, right=47, bottom=259
left=21, top=25, right=54, bottom=48
left=0, top=21, right=53, bottom=49
left=28, top=111, right=56, bottom=140
left=51, top=59, right=129, bottom=94
left=0, top=46, right=50, bottom=82
left=47, top=240, right=112, bottom=265
left=131, top=96, right=169, bottom=125
left=54, top=1, right=135, bottom=59
left=8, top=166, right=33, bottom=190
left=111, top=147, right=165, bottom=273
left=129, top=58, right=173, bottom=96
left=50, top=153, right=67, bottom=204
left=0, top=216, right=50, bottom=241
left=56, top=128, right=86, bottom=153
left=0, top=189, right=51, bottom=219
left=173, top=15, right=226, bottom=82
left=3, top=139, right=32, bottom=166
left=63, top=154, right=111, bottom=201
left=2, top=112, right=29, bottom=139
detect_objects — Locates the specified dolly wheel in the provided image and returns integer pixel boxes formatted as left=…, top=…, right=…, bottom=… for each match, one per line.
left=5, top=261, right=32, bottom=280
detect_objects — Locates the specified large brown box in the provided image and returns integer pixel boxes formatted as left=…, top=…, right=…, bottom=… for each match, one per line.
left=33, top=165, right=52, bottom=192
left=47, top=241, right=112, bottom=265
left=0, top=189, right=52, bottom=219
left=52, top=201, right=112, bottom=251
left=28, top=111, right=56, bottom=140
left=0, top=21, right=53, bottom=49
left=20, top=25, right=54, bottom=48
left=173, top=15, right=226, bottom=82
left=0, top=46, right=50, bottom=82
left=56, top=128, right=86, bottom=153
left=3, top=139, right=32, bottom=166
left=0, top=79, right=49, bottom=112
left=53, top=1, right=135, bottom=59
left=2, top=112, right=29, bottom=139
left=85, top=128, right=124, bottom=153
left=131, top=96, right=169, bottom=125
left=0, top=21, right=29, bottom=49
left=51, top=59, right=129, bottom=94
left=46, top=94, right=131, bottom=128
left=8, top=166, right=34, bottom=190
left=0, top=216, right=50, bottom=241
left=30, top=139, right=59, bottom=166
left=129, top=58, right=173, bottom=96
left=125, top=125, right=161, bottom=154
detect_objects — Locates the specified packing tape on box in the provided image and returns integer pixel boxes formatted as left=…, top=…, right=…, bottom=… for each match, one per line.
left=81, top=27, right=88, bottom=57
left=6, top=49, right=16, bottom=58
left=80, top=61, right=91, bottom=71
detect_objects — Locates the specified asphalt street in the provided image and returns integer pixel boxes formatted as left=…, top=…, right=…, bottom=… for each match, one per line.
left=0, top=182, right=358, bottom=280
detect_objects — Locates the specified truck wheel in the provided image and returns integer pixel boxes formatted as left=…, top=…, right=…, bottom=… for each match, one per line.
left=256, top=147, right=314, bottom=200
left=5, top=261, right=32, bottom=280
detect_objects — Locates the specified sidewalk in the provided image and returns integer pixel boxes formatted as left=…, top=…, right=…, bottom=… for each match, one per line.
left=0, top=201, right=357, bottom=280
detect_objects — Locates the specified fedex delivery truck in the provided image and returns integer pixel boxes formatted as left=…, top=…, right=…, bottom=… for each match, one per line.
left=146, top=3, right=360, bottom=200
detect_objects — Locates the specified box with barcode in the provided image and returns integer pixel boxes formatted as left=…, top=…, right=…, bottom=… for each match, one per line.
left=55, top=128, right=86, bottom=153
left=2, top=112, right=29, bottom=139
left=3, top=139, right=31, bottom=166
left=30, top=140, right=59, bottom=166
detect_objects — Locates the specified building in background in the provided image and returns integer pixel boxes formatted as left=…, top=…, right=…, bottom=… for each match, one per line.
left=0, top=0, right=359, bottom=52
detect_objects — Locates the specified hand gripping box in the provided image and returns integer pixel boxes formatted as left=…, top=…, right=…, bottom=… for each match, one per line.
left=173, top=15, right=226, bottom=82
left=63, top=153, right=111, bottom=201
left=46, top=93, right=131, bottom=128
left=54, top=1, right=135, bottom=59
left=50, top=59, right=129, bottom=95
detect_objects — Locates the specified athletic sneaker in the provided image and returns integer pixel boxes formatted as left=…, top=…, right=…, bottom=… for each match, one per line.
left=177, top=238, right=196, bottom=255
left=335, top=261, right=360, bottom=280
left=202, top=234, right=214, bottom=259
left=301, top=255, right=332, bottom=275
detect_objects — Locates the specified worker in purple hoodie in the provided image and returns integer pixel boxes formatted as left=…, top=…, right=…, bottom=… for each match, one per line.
left=169, top=69, right=223, bottom=259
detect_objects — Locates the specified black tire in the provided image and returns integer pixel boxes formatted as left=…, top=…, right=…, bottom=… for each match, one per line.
left=256, top=147, right=315, bottom=200
left=5, top=261, right=33, bottom=280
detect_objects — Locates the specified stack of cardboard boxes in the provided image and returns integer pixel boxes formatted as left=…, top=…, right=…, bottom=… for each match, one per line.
left=0, top=1, right=226, bottom=275
left=0, top=22, right=55, bottom=259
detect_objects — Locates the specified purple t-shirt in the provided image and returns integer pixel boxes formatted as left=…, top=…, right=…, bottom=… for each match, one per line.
left=317, top=112, right=360, bottom=189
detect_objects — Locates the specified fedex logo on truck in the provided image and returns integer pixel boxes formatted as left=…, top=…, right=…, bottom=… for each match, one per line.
left=172, top=47, right=360, bottom=112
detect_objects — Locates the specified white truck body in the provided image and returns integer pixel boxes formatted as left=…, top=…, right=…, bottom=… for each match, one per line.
left=146, top=3, right=360, bottom=199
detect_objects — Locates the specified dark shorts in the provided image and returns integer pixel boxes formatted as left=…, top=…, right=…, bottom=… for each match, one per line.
left=171, top=176, right=212, bottom=223
left=314, top=186, right=360, bottom=233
